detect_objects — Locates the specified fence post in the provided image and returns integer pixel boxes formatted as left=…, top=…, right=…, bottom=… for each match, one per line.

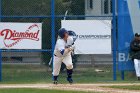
left=112, top=0, right=117, bottom=80
left=51, top=0, right=55, bottom=80
left=121, top=71, right=124, bottom=80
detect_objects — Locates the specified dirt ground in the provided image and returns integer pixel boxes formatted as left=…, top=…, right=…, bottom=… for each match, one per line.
left=0, top=83, right=140, bottom=93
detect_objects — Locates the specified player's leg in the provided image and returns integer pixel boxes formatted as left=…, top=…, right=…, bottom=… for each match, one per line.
left=63, top=55, right=73, bottom=84
left=137, top=59, right=140, bottom=80
left=52, top=56, right=62, bottom=84
left=134, top=59, right=140, bottom=80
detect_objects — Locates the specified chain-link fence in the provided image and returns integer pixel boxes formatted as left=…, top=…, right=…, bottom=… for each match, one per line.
left=0, top=0, right=133, bottom=84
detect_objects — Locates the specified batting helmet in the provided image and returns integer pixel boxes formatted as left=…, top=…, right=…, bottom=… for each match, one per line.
left=135, top=33, right=140, bottom=37
left=58, top=28, right=68, bottom=38
left=68, top=30, right=77, bottom=42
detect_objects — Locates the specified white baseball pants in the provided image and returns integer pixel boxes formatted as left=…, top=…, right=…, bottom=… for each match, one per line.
left=52, top=55, right=73, bottom=76
left=134, top=59, right=140, bottom=77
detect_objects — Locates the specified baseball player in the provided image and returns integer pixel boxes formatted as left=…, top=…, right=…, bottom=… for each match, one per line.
left=130, top=33, right=140, bottom=80
left=52, top=28, right=75, bottom=84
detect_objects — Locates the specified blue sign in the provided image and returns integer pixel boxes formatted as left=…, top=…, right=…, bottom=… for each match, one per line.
left=139, top=1, right=140, bottom=9
left=118, top=0, right=140, bottom=71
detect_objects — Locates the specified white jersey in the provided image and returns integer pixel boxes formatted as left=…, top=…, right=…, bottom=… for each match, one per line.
left=54, top=36, right=73, bottom=57
left=53, top=36, right=74, bottom=76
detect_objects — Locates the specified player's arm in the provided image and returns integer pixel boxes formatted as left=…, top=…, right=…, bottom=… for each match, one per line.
left=130, top=41, right=140, bottom=51
left=59, top=47, right=74, bottom=56
left=57, top=40, right=73, bottom=56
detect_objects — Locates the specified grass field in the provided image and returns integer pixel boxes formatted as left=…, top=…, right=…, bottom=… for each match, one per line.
left=1, top=64, right=113, bottom=84
left=0, top=63, right=139, bottom=93
left=0, top=88, right=99, bottom=93
left=0, top=64, right=139, bottom=84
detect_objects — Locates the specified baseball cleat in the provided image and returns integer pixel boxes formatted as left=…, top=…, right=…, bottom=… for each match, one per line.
left=138, top=77, right=140, bottom=80
left=53, top=80, right=58, bottom=85
left=67, top=77, right=73, bottom=84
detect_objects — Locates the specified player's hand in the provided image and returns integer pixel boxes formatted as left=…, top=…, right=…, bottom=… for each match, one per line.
left=68, top=46, right=75, bottom=51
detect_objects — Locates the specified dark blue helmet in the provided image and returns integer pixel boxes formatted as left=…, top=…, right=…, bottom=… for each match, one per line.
left=135, top=33, right=140, bottom=37
left=68, top=30, right=77, bottom=42
left=58, top=28, right=68, bottom=38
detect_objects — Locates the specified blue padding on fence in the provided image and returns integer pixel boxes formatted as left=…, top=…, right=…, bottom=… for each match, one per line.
left=118, top=0, right=135, bottom=71
left=118, top=60, right=135, bottom=71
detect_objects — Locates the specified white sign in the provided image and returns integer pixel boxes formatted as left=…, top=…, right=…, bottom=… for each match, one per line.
left=61, top=20, right=111, bottom=54
left=0, top=23, right=42, bottom=49
left=127, top=0, right=140, bottom=34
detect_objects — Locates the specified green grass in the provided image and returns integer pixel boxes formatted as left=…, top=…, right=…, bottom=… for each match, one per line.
left=103, top=85, right=140, bottom=90
left=0, top=64, right=114, bottom=84
left=0, top=64, right=139, bottom=84
left=0, top=88, right=98, bottom=93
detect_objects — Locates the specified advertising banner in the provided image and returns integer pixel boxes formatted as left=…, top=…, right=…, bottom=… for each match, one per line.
left=0, top=23, right=42, bottom=49
left=61, top=20, right=111, bottom=54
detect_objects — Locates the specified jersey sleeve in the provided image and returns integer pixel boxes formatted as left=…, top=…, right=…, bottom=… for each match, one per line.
left=130, top=40, right=140, bottom=51
left=56, top=39, right=65, bottom=55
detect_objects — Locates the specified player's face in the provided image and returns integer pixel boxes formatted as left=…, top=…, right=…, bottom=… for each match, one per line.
left=135, top=36, right=139, bottom=40
left=64, top=32, right=69, bottom=40
left=138, top=36, right=140, bottom=40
